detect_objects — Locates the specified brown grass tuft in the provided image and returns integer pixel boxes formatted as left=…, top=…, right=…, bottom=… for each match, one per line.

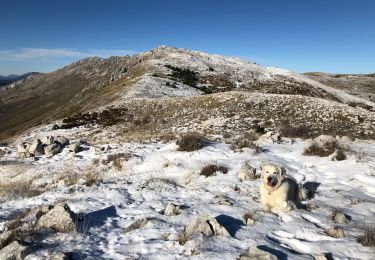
left=358, top=221, right=375, bottom=247
left=107, top=152, right=131, bottom=171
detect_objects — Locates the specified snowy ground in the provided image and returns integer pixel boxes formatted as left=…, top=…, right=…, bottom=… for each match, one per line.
left=1, top=135, right=375, bottom=259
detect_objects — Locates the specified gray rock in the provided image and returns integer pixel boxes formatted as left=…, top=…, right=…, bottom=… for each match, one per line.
left=44, top=143, right=63, bottom=157
left=331, top=210, right=350, bottom=224
left=41, top=136, right=54, bottom=145
left=184, top=214, right=229, bottom=238
left=123, top=218, right=149, bottom=233
left=0, top=241, right=32, bottom=260
left=66, top=143, right=84, bottom=153
left=54, top=136, right=69, bottom=146
left=28, top=139, right=45, bottom=156
left=239, top=246, right=277, bottom=260
left=325, top=226, right=345, bottom=238
left=237, top=162, right=257, bottom=181
left=163, top=203, right=181, bottom=216
left=36, top=203, right=76, bottom=232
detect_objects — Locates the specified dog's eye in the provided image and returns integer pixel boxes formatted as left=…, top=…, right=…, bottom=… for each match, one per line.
left=266, top=171, right=269, bottom=173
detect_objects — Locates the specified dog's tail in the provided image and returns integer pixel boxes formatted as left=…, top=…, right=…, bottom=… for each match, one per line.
left=297, top=184, right=308, bottom=201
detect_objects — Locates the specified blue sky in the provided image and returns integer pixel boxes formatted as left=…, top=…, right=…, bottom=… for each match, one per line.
left=1, top=0, right=374, bottom=75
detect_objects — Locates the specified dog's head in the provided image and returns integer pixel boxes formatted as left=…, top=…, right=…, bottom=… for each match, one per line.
left=260, top=164, right=286, bottom=191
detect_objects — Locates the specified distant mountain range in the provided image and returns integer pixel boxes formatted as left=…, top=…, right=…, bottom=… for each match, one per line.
left=0, top=72, right=40, bottom=87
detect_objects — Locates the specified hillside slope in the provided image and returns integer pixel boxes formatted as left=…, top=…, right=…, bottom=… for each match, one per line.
left=304, top=72, right=375, bottom=103
left=1, top=46, right=374, bottom=141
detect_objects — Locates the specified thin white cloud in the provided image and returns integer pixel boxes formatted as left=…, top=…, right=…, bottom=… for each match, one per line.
left=0, top=48, right=136, bottom=61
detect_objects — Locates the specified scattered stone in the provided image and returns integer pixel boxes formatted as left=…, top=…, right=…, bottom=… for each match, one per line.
left=237, top=162, right=257, bottom=181
left=331, top=210, right=350, bottom=224
left=36, top=203, right=76, bottom=232
left=123, top=218, right=149, bottom=233
left=303, top=203, right=319, bottom=212
left=0, top=241, right=32, bottom=260
left=163, top=203, right=181, bottom=216
left=325, top=226, right=345, bottom=238
left=183, top=214, right=229, bottom=239
left=44, top=143, right=63, bottom=157
left=350, top=198, right=360, bottom=205
left=258, top=131, right=282, bottom=144
left=28, top=139, right=45, bottom=156
left=243, top=213, right=255, bottom=226
left=213, top=195, right=234, bottom=206
left=54, top=136, right=70, bottom=146
left=314, top=254, right=330, bottom=260
left=42, top=136, right=55, bottom=145
left=239, top=246, right=277, bottom=260
left=66, top=143, right=84, bottom=153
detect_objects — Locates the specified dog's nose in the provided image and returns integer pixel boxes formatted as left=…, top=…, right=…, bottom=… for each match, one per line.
left=267, top=176, right=272, bottom=181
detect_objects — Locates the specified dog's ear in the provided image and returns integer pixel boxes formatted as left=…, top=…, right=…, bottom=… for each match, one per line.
left=279, top=166, right=286, bottom=177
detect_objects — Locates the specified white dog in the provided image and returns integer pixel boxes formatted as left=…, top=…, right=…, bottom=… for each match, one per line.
left=259, top=164, right=306, bottom=212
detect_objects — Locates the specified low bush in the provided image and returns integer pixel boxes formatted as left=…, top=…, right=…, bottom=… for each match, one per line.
left=200, top=164, right=228, bottom=177
left=303, top=141, right=340, bottom=157
left=177, top=132, right=204, bottom=152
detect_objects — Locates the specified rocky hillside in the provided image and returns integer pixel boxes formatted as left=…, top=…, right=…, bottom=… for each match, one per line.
left=1, top=46, right=374, bottom=141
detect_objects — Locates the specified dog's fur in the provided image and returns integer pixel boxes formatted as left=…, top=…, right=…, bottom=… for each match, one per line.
left=259, top=164, right=306, bottom=212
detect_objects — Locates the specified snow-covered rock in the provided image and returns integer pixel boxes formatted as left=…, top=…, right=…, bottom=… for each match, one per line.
left=36, top=203, right=77, bottom=232
left=239, top=246, right=277, bottom=260
left=237, top=162, right=257, bottom=181
left=0, top=241, right=32, bottom=260
left=183, top=214, right=230, bottom=238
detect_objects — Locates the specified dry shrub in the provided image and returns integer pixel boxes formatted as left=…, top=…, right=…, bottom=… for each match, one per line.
left=200, top=164, right=228, bottom=177
left=280, top=125, right=311, bottom=139
left=62, top=170, right=79, bottom=187
left=334, top=149, right=347, bottom=161
left=177, top=132, right=204, bottom=152
left=0, top=180, right=42, bottom=201
left=303, top=140, right=341, bottom=157
left=83, top=168, right=103, bottom=187
left=159, top=133, right=177, bottom=143
left=107, top=152, right=131, bottom=170
left=230, top=132, right=259, bottom=150
left=358, top=221, right=375, bottom=247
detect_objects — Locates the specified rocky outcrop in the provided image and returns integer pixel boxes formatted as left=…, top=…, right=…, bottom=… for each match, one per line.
left=16, top=136, right=70, bottom=158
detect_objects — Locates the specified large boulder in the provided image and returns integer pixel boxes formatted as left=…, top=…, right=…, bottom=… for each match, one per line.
left=36, top=203, right=77, bottom=232
left=0, top=241, right=32, bottom=260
